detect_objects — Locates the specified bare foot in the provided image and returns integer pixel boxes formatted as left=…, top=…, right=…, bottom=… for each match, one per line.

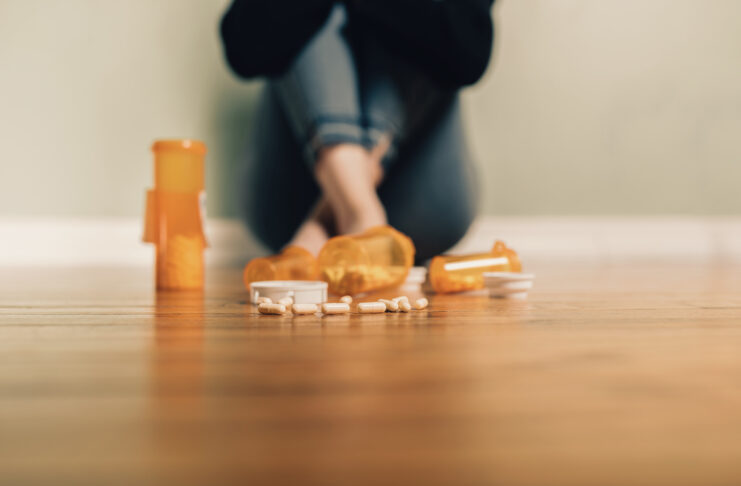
left=315, top=144, right=387, bottom=235
left=287, top=200, right=333, bottom=255
left=291, top=140, right=393, bottom=251
left=288, top=218, right=328, bottom=256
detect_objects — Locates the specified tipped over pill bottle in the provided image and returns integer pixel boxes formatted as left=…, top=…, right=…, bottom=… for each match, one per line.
left=143, top=140, right=207, bottom=290
left=243, top=246, right=319, bottom=289
left=318, top=225, right=415, bottom=295
left=429, top=240, right=521, bottom=294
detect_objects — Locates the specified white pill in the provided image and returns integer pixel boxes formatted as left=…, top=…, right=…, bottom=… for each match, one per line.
left=358, top=302, right=386, bottom=314
left=339, top=295, right=353, bottom=304
left=255, top=296, right=272, bottom=305
left=378, top=299, right=399, bottom=312
left=321, top=303, right=350, bottom=315
left=292, top=303, right=318, bottom=315
left=414, top=298, right=429, bottom=310
left=278, top=297, right=294, bottom=307
left=393, top=296, right=410, bottom=305
left=258, top=303, right=286, bottom=315
left=399, top=300, right=412, bottom=312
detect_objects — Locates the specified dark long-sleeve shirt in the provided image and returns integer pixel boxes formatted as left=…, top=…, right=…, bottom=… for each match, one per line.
left=220, top=0, right=495, bottom=88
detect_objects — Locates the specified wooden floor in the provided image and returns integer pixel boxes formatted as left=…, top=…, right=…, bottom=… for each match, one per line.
left=2, top=263, right=741, bottom=486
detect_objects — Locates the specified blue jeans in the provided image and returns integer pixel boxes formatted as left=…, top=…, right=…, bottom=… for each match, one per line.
left=243, top=5, right=478, bottom=262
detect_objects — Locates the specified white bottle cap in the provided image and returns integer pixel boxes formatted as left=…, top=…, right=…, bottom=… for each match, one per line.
left=483, top=272, right=535, bottom=299
left=250, top=281, right=327, bottom=305
left=399, top=266, right=427, bottom=290
left=405, top=266, right=428, bottom=285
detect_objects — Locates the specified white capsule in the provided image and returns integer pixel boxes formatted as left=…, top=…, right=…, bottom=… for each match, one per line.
left=321, top=302, right=350, bottom=315
left=414, top=298, right=429, bottom=310
left=339, top=295, right=353, bottom=304
left=358, top=302, right=386, bottom=314
left=399, top=300, right=412, bottom=312
left=393, top=296, right=410, bottom=305
left=291, top=303, right=319, bottom=315
left=258, top=302, right=286, bottom=315
left=378, top=299, right=399, bottom=312
left=278, top=296, right=294, bottom=308
left=255, top=296, right=272, bottom=305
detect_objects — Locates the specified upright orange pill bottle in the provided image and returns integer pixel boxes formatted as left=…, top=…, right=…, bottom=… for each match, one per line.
left=243, top=246, right=319, bottom=290
left=143, top=140, right=207, bottom=290
left=318, top=225, right=415, bottom=295
left=429, top=240, right=521, bottom=294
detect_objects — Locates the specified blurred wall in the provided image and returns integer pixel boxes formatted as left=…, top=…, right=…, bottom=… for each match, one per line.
left=1, top=0, right=739, bottom=219
left=0, top=0, right=251, bottom=219
left=466, top=0, right=741, bottom=215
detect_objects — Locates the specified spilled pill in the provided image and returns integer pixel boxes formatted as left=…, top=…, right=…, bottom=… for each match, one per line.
left=256, top=296, right=272, bottom=305
left=358, top=302, right=386, bottom=314
left=278, top=297, right=294, bottom=308
left=399, top=300, right=412, bottom=312
left=393, top=296, right=410, bottom=305
left=378, top=299, right=399, bottom=312
left=340, top=295, right=353, bottom=304
left=292, top=303, right=318, bottom=315
left=322, top=303, right=350, bottom=315
left=414, top=298, right=429, bottom=310
left=258, top=303, right=286, bottom=315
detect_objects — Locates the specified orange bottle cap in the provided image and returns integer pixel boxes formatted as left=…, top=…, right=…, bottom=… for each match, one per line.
left=152, top=139, right=207, bottom=155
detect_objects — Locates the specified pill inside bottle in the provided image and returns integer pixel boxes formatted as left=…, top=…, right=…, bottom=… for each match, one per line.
left=318, top=226, right=415, bottom=296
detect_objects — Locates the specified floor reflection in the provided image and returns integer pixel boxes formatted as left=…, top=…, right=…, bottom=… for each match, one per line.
left=151, top=290, right=205, bottom=472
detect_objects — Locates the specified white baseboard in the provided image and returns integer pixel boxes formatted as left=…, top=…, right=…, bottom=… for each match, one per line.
left=1, top=216, right=740, bottom=267
left=456, top=216, right=741, bottom=264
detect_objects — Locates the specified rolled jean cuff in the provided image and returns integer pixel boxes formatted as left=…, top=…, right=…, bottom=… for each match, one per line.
left=364, top=115, right=398, bottom=170
left=305, top=117, right=366, bottom=166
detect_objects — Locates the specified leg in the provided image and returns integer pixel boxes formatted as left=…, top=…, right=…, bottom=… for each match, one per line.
left=378, top=97, right=478, bottom=263
left=352, top=37, right=478, bottom=262
left=242, top=85, right=322, bottom=253
left=273, top=4, right=386, bottom=237
left=355, top=33, right=455, bottom=172
left=245, top=5, right=384, bottom=252
left=273, top=5, right=367, bottom=166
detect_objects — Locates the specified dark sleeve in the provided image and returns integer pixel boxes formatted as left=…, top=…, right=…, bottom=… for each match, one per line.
left=220, top=0, right=335, bottom=79
left=348, top=0, right=495, bottom=88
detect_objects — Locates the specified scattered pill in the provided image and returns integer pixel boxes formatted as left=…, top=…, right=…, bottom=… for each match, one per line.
left=414, top=298, right=429, bottom=310
left=399, top=300, right=412, bottom=312
left=292, top=303, right=319, bottom=315
left=255, top=296, right=272, bottom=305
left=278, top=297, right=294, bottom=308
left=258, top=303, right=286, bottom=315
left=339, top=295, right=353, bottom=304
left=393, top=296, right=410, bottom=305
left=358, top=302, right=386, bottom=314
left=322, top=303, right=350, bottom=315
left=378, top=299, right=399, bottom=312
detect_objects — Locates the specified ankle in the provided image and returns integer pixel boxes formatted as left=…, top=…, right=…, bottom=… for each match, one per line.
left=314, top=144, right=387, bottom=235
left=336, top=197, right=387, bottom=235
left=315, top=144, right=375, bottom=214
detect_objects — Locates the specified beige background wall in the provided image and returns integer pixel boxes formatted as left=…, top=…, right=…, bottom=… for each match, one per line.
left=1, top=0, right=739, bottom=219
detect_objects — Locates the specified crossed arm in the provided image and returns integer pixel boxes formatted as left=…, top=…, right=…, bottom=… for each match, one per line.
left=220, top=0, right=494, bottom=88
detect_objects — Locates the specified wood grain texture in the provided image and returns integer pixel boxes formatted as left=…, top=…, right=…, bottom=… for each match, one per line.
left=1, top=264, right=741, bottom=486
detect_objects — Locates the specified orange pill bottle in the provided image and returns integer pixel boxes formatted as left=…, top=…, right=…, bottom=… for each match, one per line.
left=318, top=225, right=415, bottom=296
left=429, top=240, right=521, bottom=294
left=143, top=140, right=207, bottom=290
left=243, top=246, right=319, bottom=289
